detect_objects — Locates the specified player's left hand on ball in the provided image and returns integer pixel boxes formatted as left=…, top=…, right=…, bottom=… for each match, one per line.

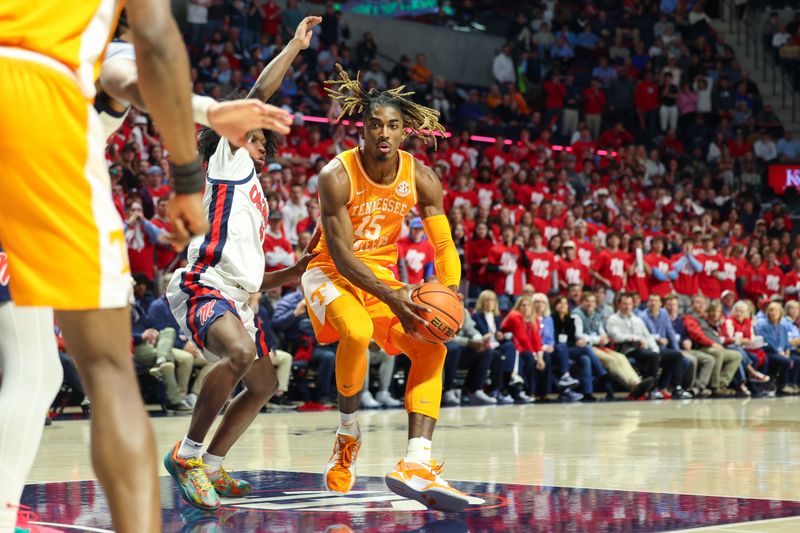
left=208, top=100, right=293, bottom=157
left=167, top=192, right=208, bottom=251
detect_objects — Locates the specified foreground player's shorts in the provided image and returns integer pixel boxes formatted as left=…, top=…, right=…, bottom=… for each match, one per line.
left=0, top=56, right=130, bottom=309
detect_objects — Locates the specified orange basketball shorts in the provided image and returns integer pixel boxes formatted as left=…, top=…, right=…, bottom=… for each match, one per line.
left=0, top=56, right=130, bottom=309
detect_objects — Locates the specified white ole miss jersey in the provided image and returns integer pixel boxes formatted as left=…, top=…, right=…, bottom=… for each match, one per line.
left=95, top=40, right=136, bottom=138
left=180, top=138, right=268, bottom=294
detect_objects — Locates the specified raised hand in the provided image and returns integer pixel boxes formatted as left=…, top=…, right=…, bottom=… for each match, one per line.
left=293, top=16, right=322, bottom=49
left=208, top=100, right=292, bottom=158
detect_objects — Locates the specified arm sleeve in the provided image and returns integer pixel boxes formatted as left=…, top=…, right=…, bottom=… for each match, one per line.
left=423, top=214, right=461, bottom=287
left=652, top=267, right=669, bottom=282
left=142, top=219, right=164, bottom=243
left=687, top=254, right=703, bottom=272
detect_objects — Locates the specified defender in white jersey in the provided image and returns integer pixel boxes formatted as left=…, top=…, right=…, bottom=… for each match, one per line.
left=162, top=16, right=321, bottom=512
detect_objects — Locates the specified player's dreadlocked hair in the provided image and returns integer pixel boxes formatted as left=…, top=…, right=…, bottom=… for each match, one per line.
left=197, top=89, right=279, bottom=163
left=325, top=64, right=446, bottom=147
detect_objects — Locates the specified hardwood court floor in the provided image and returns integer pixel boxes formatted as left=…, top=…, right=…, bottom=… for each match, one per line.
left=24, top=397, right=800, bottom=532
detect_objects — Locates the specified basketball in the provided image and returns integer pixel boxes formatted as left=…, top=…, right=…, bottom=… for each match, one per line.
left=410, top=282, right=463, bottom=343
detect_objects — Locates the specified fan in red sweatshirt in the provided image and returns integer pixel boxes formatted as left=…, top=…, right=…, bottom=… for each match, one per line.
left=488, top=227, right=528, bottom=297
left=591, top=233, right=629, bottom=292
left=557, top=241, right=590, bottom=290
left=500, top=305, right=543, bottom=354
left=527, top=232, right=558, bottom=295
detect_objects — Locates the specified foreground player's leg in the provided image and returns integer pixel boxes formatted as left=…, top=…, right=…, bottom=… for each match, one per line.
left=203, top=355, right=279, bottom=497
left=323, top=296, right=373, bottom=494
left=0, top=304, right=62, bottom=531
left=56, top=308, right=160, bottom=533
left=165, top=313, right=258, bottom=510
left=384, top=327, right=471, bottom=513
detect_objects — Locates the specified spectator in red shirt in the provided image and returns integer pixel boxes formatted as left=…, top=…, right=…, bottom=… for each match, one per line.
left=659, top=129, right=684, bottom=158
left=543, top=73, right=567, bottom=130
left=397, top=217, right=435, bottom=285
left=598, top=122, right=634, bottom=149
left=783, top=257, right=800, bottom=301
left=488, top=226, right=529, bottom=309
left=500, top=295, right=543, bottom=403
left=645, top=236, right=675, bottom=297
left=741, top=254, right=767, bottom=304
left=527, top=231, right=558, bottom=295
left=124, top=202, right=167, bottom=281
left=150, top=197, right=177, bottom=273
left=634, top=70, right=660, bottom=134
left=761, top=250, right=785, bottom=298
left=557, top=240, right=590, bottom=291
left=466, top=221, right=495, bottom=298
left=591, top=232, right=629, bottom=300
left=728, top=130, right=752, bottom=159
left=696, top=234, right=724, bottom=299
left=582, top=77, right=606, bottom=139
left=263, top=211, right=295, bottom=273
left=483, top=136, right=510, bottom=170
left=626, top=235, right=651, bottom=301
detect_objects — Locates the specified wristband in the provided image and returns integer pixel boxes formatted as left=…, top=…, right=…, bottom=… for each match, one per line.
left=191, top=94, right=215, bottom=127
left=171, top=156, right=204, bottom=194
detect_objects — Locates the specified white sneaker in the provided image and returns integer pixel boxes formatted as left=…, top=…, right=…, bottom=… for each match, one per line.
left=469, top=390, right=498, bottom=405
left=375, top=390, right=402, bottom=407
left=442, top=389, right=460, bottom=406
left=515, top=391, right=534, bottom=404
left=557, top=374, right=579, bottom=389
left=360, top=391, right=381, bottom=408
left=385, top=459, right=471, bottom=512
left=184, top=393, right=198, bottom=408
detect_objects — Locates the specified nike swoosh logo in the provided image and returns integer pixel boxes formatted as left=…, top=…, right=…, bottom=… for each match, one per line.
left=419, top=399, right=432, bottom=404
left=354, top=190, right=366, bottom=196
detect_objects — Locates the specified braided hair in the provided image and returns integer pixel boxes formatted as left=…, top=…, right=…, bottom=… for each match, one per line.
left=324, top=64, right=446, bottom=147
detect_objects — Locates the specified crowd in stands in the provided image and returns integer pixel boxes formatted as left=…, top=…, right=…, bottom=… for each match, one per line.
left=75, top=0, right=800, bottom=412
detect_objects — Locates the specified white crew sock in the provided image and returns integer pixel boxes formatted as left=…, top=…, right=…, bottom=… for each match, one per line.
left=177, top=435, right=204, bottom=460
left=0, top=304, right=62, bottom=531
left=202, top=452, right=225, bottom=480
left=404, top=437, right=432, bottom=464
left=337, top=412, right=359, bottom=437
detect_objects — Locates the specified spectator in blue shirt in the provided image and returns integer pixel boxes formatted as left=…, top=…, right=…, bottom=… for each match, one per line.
left=575, top=25, right=600, bottom=50
left=756, top=302, right=800, bottom=393
left=637, top=294, right=690, bottom=397
left=777, top=130, right=800, bottom=162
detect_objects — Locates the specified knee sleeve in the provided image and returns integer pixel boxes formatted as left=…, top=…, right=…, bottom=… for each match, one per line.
left=404, top=343, right=447, bottom=419
left=327, top=303, right=373, bottom=397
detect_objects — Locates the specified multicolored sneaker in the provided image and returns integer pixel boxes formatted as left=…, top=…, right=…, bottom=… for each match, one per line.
left=324, top=432, right=361, bottom=494
left=385, top=459, right=471, bottom=513
left=210, top=466, right=252, bottom=497
left=164, top=441, right=220, bottom=511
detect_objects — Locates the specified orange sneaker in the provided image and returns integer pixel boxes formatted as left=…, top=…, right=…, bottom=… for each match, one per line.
left=385, top=459, right=470, bottom=513
left=324, top=432, right=361, bottom=494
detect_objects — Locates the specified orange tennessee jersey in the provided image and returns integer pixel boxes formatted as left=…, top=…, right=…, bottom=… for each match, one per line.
left=315, top=147, right=418, bottom=267
left=0, top=0, right=123, bottom=98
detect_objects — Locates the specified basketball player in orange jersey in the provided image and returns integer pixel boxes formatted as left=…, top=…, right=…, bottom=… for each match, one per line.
left=0, top=2, right=290, bottom=532
left=302, top=65, right=470, bottom=512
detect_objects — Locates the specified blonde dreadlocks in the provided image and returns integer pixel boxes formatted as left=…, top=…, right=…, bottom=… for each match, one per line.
left=324, top=63, right=446, bottom=147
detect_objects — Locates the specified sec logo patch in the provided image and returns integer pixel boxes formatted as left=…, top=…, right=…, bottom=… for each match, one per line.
left=394, top=180, right=411, bottom=198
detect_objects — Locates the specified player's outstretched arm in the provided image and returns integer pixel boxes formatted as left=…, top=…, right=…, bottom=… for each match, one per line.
left=259, top=227, right=321, bottom=291
left=416, top=164, right=461, bottom=295
left=246, top=16, right=322, bottom=102
left=318, top=160, right=429, bottom=335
